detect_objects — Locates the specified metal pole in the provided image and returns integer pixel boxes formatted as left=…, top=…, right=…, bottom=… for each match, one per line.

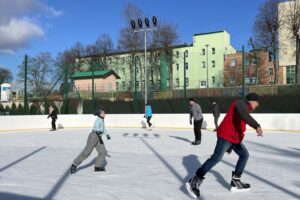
left=92, top=61, right=95, bottom=110
left=134, top=56, right=137, bottom=101
left=64, top=64, right=69, bottom=114
left=184, top=51, right=187, bottom=98
left=24, top=54, right=28, bottom=115
left=242, top=45, right=245, bottom=97
left=144, top=30, right=147, bottom=112
left=205, top=44, right=209, bottom=96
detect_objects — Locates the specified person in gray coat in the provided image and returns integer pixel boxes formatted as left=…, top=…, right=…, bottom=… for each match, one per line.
left=70, top=109, right=111, bottom=174
left=189, top=98, right=204, bottom=145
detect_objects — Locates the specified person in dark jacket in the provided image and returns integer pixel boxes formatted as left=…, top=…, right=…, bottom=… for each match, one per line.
left=212, top=101, right=220, bottom=131
left=189, top=98, right=204, bottom=145
left=47, top=106, right=57, bottom=131
left=185, top=93, right=263, bottom=198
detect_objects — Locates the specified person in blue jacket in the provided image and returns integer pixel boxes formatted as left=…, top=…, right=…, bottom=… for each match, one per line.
left=145, top=104, right=154, bottom=130
left=70, top=109, right=111, bottom=174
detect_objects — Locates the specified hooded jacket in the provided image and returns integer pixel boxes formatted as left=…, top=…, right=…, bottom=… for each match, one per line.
left=217, top=100, right=260, bottom=144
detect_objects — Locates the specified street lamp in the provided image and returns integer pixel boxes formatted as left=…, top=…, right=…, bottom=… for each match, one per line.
left=205, top=44, right=209, bottom=96
left=130, top=16, right=157, bottom=109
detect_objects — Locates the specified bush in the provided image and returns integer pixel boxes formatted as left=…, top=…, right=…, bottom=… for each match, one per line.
left=10, top=103, right=17, bottom=115
left=30, top=103, right=40, bottom=115
left=17, top=104, right=23, bottom=114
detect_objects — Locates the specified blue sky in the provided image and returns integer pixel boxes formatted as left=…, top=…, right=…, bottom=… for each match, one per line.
left=0, top=0, right=263, bottom=80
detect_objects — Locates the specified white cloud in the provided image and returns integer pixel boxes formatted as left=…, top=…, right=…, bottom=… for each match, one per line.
left=0, top=0, right=63, bottom=53
left=0, top=18, right=44, bottom=53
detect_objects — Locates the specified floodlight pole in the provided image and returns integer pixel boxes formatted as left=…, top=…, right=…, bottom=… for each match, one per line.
left=133, top=27, right=156, bottom=109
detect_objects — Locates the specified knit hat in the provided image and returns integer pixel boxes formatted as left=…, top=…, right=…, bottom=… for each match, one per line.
left=93, top=109, right=104, bottom=116
left=246, top=93, right=259, bottom=102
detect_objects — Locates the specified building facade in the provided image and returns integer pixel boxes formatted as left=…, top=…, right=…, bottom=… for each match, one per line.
left=278, top=0, right=300, bottom=84
left=77, top=30, right=236, bottom=92
left=224, top=50, right=284, bottom=86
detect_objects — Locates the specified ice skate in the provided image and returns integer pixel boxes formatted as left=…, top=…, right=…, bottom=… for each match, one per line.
left=70, top=164, right=77, bottom=174
left=94, top=167, right=106, bottom=172
left=185, top=176, right=204, bottom=199
left=191, top=140, right=201, bottom=145
left=230, top=171, right=251, bottom=192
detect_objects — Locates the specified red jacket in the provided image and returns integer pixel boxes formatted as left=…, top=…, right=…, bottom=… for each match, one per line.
left=217, top=100, right=260, bottom=144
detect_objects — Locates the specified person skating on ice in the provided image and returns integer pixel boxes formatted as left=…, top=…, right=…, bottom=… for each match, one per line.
left=145, top=104, right=154, bottom=130
left=188, top=98, right=204, bottom=145
left=185, top=93, right=263, bottom=198
left=211, top=101, right=220, bottom=131
left=47, top=106, right=57, bottom=131
left=70, top=109, right=111, bottom=174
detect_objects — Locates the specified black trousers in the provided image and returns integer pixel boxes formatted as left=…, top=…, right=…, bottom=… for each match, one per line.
left=214, top=116, right=219, bottom=129
left=146, top=116, right=152, bottom=127
left=193, top=118, right=203, bottom=141
left=51, top=119, right=56, bottom=130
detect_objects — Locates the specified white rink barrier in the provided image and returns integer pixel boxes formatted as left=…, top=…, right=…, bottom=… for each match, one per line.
left=0, top=114, right=300, bottom=131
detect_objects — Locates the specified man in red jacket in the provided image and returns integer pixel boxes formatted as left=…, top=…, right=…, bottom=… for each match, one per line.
left=185, top=93, right=263, bottom=199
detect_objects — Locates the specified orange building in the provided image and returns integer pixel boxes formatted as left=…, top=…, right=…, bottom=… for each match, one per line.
left=224, top=50, right=284, bottom=86
left=71, top=70, right=120, bottom=92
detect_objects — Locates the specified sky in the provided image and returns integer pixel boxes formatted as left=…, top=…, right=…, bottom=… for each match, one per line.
left=0, top=0, right=264, bottom=81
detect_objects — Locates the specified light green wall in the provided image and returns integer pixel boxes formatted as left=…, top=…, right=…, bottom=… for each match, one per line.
left=78, top=30, right=236, bottom=91
left=172, top=31, right=236, bottom=89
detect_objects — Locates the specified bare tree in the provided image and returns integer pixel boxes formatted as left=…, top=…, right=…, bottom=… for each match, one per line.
left=283, top=0, right=300, bottom=83
left=86, top=33, right=114, bottom=69
left=155, top=21, right=179, bottom=90
left=18, top=52, right=57, bottom=97
left=118, top=2, right=144, bottom=91
left=0, top=66, right=12, bottom=84
left=253, top=0, right=284, bottom=84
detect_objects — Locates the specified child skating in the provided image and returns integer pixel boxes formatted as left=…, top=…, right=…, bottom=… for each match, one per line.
left=185, top=93, right=263, bottom=198
left=47, top=106, right=57, bottom=131
left=70, top=109, right=111, bottom=174
left=145, top=104, right=154, bottom=130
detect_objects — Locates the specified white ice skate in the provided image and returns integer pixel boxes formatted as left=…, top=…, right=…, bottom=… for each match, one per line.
left=147, top=125, right=155, bottom=131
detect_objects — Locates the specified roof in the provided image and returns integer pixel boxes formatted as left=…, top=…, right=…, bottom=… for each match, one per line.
left=193, top=30, right=226, bottom=36
left=71, top=70, right=120, bottom=79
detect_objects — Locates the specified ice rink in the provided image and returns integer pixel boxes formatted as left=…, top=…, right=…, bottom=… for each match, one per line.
left=0, top=127, right=299, bottom=200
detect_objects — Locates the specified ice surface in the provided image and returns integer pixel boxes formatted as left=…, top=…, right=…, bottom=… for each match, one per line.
left=0, top=128, right=299, bottom=200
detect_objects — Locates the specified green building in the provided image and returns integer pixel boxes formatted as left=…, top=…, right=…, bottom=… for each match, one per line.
left=77, top=30, right=236, bottom=92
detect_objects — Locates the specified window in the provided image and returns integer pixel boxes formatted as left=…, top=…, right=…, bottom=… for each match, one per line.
left=212, top=60, right=215, bottom=68
left=176, top=78, right=179, bottom=87
left=201, top=81, right=206, bottom=87
left=212, top=48, right=215, bottom=54
left=229, top=77, right=236, bottom=84
left=268, top=68, right=274, bottom=76
left=185, top=78, right=189, bottom=86
left=212, top=76, right=215, bottom=84
left=176, top=51, right=179, bottom=58
left=202, top=49, right=205, bottom=55
left=202, top=61, right=206, bottom=68
left=185, top=50, right=188, bottom=57
left=176, top=64, right=179, bottom=71
left=230, top=59, right=236, bottom=67
left=252, top=58, right=257, bottom=65
left=286, top=65, right=296, bottom=84
left=185, top=62, right=189, bottom=70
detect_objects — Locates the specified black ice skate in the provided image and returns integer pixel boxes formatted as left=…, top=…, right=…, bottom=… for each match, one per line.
left=70, top=164, right=77, bottom=174
left=230, top=171, right=251, bottom=192
left=185, top=176, right=204, bottom=199
left=94, top=167, right=105, bottom=172
left=191, top=140, right=201, bottom=145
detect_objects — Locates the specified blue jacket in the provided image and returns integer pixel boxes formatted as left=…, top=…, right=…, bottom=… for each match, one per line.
left=145, top=105, right=152, bottom=117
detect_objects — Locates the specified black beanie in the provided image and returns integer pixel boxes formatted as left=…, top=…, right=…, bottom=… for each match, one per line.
left=246, top=93, right=259, bottom=102
left=93, top=109, right=104, bottom=116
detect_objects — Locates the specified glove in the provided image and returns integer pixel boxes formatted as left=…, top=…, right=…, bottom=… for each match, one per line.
left=189, top=119, right=192, bottom=125
left=106, top=135, right=111, bottom=140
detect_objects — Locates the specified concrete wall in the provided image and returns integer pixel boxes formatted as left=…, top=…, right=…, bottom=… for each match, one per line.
left=0, top=114, right=300, bottom=131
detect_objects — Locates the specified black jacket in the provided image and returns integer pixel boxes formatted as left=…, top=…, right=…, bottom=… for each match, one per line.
left=48, top=110, right=58, bottom=120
